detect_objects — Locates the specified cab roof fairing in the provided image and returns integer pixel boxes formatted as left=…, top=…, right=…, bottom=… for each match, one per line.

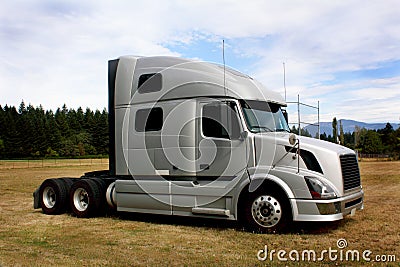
left=116, top=55, right=286, bottom=106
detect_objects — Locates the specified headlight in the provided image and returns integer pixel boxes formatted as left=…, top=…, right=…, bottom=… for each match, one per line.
left=304, top=176, right=337, bottom=199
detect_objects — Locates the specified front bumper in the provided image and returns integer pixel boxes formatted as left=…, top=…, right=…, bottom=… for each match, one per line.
left=291, top=189, right=364, bottom=221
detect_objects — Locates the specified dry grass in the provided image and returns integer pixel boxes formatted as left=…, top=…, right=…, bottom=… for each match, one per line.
left=0, top=161, right=399, bottom=266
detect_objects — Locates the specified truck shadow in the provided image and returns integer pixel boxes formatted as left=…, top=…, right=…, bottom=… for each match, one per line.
left=115, top=212, right=237, bottom=232
left=114, top=212, right=347, bottom=235
left=287, top=220, right=346, bottom=235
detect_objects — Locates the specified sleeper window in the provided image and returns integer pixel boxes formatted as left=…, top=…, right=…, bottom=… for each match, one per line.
left=135, top=108, right=163, bottom=132
left=137, top=73, right=162, bottom=93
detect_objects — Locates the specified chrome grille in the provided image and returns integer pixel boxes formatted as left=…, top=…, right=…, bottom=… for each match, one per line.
left=340, top=154, right=361, bottom=191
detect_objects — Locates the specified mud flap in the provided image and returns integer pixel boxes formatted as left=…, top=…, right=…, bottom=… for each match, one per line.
left=33, top=187, right=40, bottom=209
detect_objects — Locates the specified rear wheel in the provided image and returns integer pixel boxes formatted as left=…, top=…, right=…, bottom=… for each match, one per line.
left=243, top=190, right=291, bottom=233
left=91, top=178, right=108, bottom=214
left=59, top=178, right=75, bottom=211
left=70, top=179, right=102, bottom=218
left=60, top=178, right=74, bottom=190
left=39, top=179, right=68, bottom=215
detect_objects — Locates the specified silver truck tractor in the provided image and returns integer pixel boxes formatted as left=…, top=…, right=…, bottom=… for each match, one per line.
left=34, top=56, right=363, bottom=233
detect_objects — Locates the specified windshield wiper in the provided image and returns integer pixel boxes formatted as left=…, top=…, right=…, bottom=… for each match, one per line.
left=251, top=126, right=273, bottom=132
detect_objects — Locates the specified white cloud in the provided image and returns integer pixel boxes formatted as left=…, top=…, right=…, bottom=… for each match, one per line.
left=1, top=0, right=400, bottom=123
left=307, top=76, right=400, bottom=122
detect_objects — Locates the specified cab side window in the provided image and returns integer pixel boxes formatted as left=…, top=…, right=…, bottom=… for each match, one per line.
left=202, top=102, right=241, bottom=139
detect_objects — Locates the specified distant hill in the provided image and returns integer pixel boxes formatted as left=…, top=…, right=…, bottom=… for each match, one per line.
left=304, top=119, right=400, bottom=137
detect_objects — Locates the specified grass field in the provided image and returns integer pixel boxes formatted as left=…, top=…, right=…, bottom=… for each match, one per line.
left=0, top=161, right=399, bottom=266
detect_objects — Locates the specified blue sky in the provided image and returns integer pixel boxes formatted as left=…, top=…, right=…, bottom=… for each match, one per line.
left=1, top=0, right=400, bottom=124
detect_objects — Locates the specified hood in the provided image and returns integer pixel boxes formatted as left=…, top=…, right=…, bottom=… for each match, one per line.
left=296, top=135, right=354, bottom=156
left=253, top=133, right=358, bottom=196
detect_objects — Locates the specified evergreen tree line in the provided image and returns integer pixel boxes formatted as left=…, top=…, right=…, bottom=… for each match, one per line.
left=291, top=118, right=400, bottom=158
left=1, top=101, right=399, bottom=159
left=0, top=101, right=108, bottom=159
left=323, top=118, right=400, bottom=157
left=290, top=126, right=313, bottom=138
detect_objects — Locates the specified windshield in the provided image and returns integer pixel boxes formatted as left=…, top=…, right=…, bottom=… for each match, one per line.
left=240, top=100, right=290, bottom=133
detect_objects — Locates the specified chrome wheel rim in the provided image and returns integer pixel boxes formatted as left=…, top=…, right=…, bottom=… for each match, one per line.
left=43, top=186, right=56, bottom=209
left=251, top=195, right=282, bottom=228
left=73, top=188, right=89, bottom=211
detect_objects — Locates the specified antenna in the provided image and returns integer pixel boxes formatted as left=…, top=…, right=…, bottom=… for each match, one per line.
left=283, top=62, right=287, bottom=101
left=222, top=39, right=230, bottom=136
left=223, top=39, right=226, bottom=96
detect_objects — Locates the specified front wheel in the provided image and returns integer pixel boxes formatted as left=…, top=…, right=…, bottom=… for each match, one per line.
left=243, top=191, right=292, bottom=233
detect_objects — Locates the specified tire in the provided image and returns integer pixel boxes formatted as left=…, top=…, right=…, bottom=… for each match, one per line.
left=60, top=178, right=74, bottom=190
left=91, top=178, right=107, bottom=195
left=90, top=178, right=108, bottom=215
left=59, top=178, right=75, bottom=211
left=39, top=178, right=68, bottom=215
left=242, top=190, right=292, bottom=233
left=70, top=179, right=102, bottom=218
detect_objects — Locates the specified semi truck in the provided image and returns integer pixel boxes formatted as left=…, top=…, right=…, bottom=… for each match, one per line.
left=33, top=56, right=364, bottom=233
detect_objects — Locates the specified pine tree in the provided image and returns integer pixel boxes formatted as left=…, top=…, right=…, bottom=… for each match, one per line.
left=343, top=132, right=355, bottom=149
left=4, top=106, right=20, bottom=157
left=44, top=110, right=62, bottom=156
left=55, top=106, right=71, bottom=138
left=18, top=100, right=26, bottom=114
left=377, top=123, right=394, bottom=153
left=332, top=117, right=338, bottom=143
left=339, top=120, right=344, bottom=145
left=291, top=125, right=298, bottom=135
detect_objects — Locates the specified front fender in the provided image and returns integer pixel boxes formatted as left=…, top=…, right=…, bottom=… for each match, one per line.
left=247, top=167, right=296, bottom=199
left=245, top=167, right=299, bottom=221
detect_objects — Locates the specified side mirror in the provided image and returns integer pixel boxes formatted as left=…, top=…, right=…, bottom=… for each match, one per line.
left=239, top=131, right=248, bottom=141
left=289, top=133, right=297, bottom=145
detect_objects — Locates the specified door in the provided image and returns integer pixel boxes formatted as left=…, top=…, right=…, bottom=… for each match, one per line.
left=171, top=99, right=248, bottom=216
left=197, top=99, right=247, bottom=178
